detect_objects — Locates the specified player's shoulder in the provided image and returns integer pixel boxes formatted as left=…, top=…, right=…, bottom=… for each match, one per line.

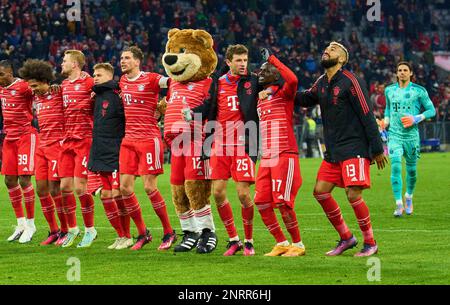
left=80, top=71, right=93, bottom=81
left=385, top=83, right=397, bottom=93
left=410, top=82, right=427, bottom=94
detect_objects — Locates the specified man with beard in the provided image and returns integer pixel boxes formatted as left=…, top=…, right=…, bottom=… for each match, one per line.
left=294, top=42, right=388, bottom=257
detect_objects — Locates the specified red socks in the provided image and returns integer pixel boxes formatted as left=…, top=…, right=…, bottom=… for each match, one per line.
left=256, top=202, right=286, bottom=243
left=241, top=204, right=254, bottom=241
left=217, top=200, right=238, bottom=239
left=78, top=193, right=95, bottom=228
left=39, top=195, right=59, bottom=233
left=62, top=191, right=77, bottom=228
left=350, top=197, right=375, bottom=246
left=314, top=192, right=352, bottom=240
left=101, top=197, right=125, bottom=237
left=122, top=193, right=147, bottom=236
left=114, top=196, right=131, bottom=238
left=7, top=185, right=24, bottom=219
left=53, top=194, right=68, bottom=233
left=279, top=204, right=301, bottom=243
left=147, top=189, right=173, bottom=235
left=22, top=184, right=35, bottom=219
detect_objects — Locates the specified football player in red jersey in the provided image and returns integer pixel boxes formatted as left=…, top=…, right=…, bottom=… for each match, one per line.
left=119, top=46, right=176, bottom=250
left=255, top=48, right=306, bottom=257
left=0, top=60, right=37, bottom=243
left=59, top=50, right=97, bottom=248
left=19, top=59, right=69, bottom=246
left=192, top=45, right=260, bottom=256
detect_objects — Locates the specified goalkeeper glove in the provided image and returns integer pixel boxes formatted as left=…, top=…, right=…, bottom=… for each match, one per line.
left=260, top=48, right=271, bottom=62
left=401, top=114, right=425, bottom=128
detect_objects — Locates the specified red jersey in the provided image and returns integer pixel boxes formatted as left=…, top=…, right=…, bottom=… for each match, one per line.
left=119, top=71, right=163, bottom=140
left=0, top=78, right=33, bottom=140
left=257, top=55, right=298, bottom=158
left=61, top=72, right=94, bottom=139
left=34, top=92, right=65, bottom=147
left=164, top=78, right=212, bottom=145
left=216, top=72, right=245, bottom=146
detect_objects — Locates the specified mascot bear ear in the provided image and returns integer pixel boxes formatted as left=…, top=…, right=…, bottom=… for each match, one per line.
left=168, top=28, right=180, bottom=39
left=192, top=30, right=213, bottom=48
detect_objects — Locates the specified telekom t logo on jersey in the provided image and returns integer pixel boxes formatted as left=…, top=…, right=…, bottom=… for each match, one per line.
left=123, top=93, right=145, bottom=105
left=227, top=95, right=239, bottom=111
left=63, top=95, right=77, bottom=107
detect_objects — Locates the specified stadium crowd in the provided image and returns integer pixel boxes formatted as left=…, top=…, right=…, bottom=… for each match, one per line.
left=0, top=0, right=449, bottom=121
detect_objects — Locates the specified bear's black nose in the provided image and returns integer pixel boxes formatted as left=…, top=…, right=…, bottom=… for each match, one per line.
left=164, top=55, right=178, bottom=66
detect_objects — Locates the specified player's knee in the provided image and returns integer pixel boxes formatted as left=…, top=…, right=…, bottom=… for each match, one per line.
left=18, top=177, right=32, bottom=189
left=144, top=185, right=157, bottom=194
left=120, top=185, right=133, bottom=196
left=212, top=187, right=226, bottom=204
left=36, top=185, right=49, bottom=197
left=74, top=185, right=87, bottom=196
left=346, top=188, right=362, bottom=203
left=237, top=192, right=251, bottom=207
left=390, top=157, right=402, bottom=175
left=4, top=176, right=18, bottom=188
left=101, top=189, right=112, bottom=199
left=406, top=163, right=417, bottom=176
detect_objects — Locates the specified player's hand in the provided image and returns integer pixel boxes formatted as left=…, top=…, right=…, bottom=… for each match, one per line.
left=157, top=97, right=167, bottom=115
left=49, top=84, right=61, bottom=94
left=258, top=88, right=272, bottom=100
left=90, top=92, right=96, bottom=99
left=260, top=48, right=271, bottom=62
left=401, top=115, right=424, bottom=128
left=373, top=153, right=388, bottom=170
left=376, top=118, right=386, bottom=131
left=181, top=108, right=193, bottom=122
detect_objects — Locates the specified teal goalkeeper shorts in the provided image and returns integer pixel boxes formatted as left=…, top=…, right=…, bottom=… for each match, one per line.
left=387, top=137, right=420, bottom=163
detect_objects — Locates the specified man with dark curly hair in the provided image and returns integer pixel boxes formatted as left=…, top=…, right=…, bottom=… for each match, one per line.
left=19, top=59, right=69, bottom=246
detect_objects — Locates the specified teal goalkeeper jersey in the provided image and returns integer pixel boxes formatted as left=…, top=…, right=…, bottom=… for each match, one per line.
left=384, top=82, right=436, bottom=139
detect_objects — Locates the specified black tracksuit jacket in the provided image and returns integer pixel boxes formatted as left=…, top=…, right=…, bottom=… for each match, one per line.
left=295, top=69, right=383, bottom=163
left=88, top=80, right=125, bottom=172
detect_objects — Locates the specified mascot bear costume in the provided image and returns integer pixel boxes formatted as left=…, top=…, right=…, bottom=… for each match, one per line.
left=161, top=28, right=218, bottom=254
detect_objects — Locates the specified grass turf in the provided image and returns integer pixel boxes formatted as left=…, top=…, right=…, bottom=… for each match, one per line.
left=0, top=152, right=449, bottom=285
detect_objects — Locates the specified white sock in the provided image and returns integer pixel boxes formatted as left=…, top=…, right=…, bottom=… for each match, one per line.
left=17, top=217, right=26, bottom=227
left=277, top=240, right=289, bottom=247
left=85, top=226, right=95, bottom=233
left=27, top=218, right=35, bottom=227
left=178, top=209, right=198, bottom=233
left=405, top=193, right=413, bottom=199
left=292, top=241, right=305, bottom=248
left=194, top=205, right=216, bottom=233
left=230, top=236, right=240, bottom=242
left=244, top=239, right=254, bottom=244
left=69, top=227, right=79, bottom=234
left=396, top=200, right=403, bottom=207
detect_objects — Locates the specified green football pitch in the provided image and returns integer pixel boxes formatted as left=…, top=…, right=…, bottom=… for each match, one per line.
left=0, top=153, right=449, bottom=285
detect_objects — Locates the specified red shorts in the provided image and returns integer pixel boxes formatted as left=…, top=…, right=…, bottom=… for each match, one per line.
left=254, top=154, right=302, bottom=208
left=170, top=140, right=210, bottom=185
left=35, top=141, right=62, bottom=181
left=1, top=132, right=37, bottom=176
left=119, top=137, right=164, bottom=176
left=210, top=144, right=255, bottom=182
left=317, top=158, right=371, bottom=189
left=59, top=138, right=92, bottom=179
left=99, top=171, right=120, bottom=191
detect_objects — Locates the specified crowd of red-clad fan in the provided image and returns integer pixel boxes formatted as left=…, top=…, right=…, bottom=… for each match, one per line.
left=0, top=0, right=449, bottom=122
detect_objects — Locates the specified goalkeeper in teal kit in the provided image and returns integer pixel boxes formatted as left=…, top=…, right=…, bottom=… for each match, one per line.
left=382, top=62, right=436, bottom=217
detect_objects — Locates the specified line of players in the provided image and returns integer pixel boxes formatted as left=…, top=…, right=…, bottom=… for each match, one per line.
left=1, top=41, right=400, bottom=257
